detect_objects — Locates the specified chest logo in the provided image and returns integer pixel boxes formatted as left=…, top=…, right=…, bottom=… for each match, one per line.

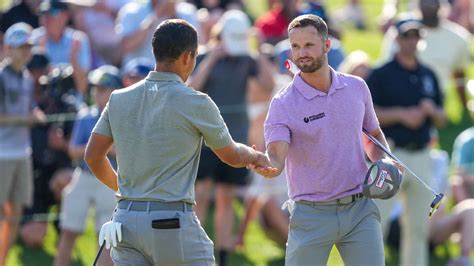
left=303, top=112, right=326, bottom=123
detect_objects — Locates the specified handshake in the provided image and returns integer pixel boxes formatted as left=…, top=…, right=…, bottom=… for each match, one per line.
left=246, top=145, right=279, bottom=178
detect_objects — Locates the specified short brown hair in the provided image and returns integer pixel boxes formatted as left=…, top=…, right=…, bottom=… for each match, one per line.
left=288, top=14, right=329, bottom=41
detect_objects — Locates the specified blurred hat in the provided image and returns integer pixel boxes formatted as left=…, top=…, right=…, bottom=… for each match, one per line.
left=395, top=18, right=423, bottom=35
left=219, top=10, right=251, bottom=56
left=362, top=159, right=403, bottom=200
left=39, top=0, right=69, bottom=15
left=4, top=22, right=33, bottom=48
left=121, top=58, right=153, bottom=78
left=27, top=48, right=50, bottom=70
left=88, top=65, right=122, bottom=89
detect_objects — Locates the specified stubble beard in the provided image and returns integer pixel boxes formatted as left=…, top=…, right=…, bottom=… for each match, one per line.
left=295, top=53, right=325, bottom=73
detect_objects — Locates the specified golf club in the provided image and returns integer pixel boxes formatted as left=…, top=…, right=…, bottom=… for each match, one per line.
left=362, top=128, right=444, bottom=217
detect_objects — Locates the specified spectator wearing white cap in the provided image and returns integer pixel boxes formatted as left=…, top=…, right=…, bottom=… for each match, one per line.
left=188, top=9, right=274, bottom=266
left=53, top=65, right=122, bottom=266
left=0, top=22, right=45, bottom=266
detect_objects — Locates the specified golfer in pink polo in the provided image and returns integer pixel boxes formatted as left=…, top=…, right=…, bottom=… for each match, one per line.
left=254, top=14, right=392, bottom=265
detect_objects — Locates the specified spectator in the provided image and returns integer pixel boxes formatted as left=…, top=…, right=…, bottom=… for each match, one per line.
left=338, top=50, right=371, bottom=80
left=120, top=57, right=153, bottom=87
left=448, top=0, right=474, bottom=33
left=255, top=0, right=300, bottom=45
left=450, top=86, right=474, bottom=203
left=380, top=0, right=472, bottom=109
left=0, top=22, right=44, bottom=266
left=54, top=65, right=121, bottom=266
left=70, top=0, right=130, bottom=66
left=31, top=0, right=92, bottom=96
left=188, top=9, right=274, bottom=266
left=20, top=64, right=77, bottom=249
left=367, top=18, right=446, bottom=266
left=116, top=0, right=200, bottom=66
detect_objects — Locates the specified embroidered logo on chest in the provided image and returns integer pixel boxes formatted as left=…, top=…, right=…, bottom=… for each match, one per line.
left=303, top=112, right=326, bottom=123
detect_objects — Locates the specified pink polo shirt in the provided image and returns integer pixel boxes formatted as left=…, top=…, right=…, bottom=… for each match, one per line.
left=264, top=68, right=379, bottom=202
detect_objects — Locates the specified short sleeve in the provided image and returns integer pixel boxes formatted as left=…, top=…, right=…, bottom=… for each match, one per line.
left=92, top=102, right=112, bottom=138
left=194, top=96, right=233, bottom=149
left=362, top=80, right=380, bottom=132
left=264, top=97, right=291, bottom=146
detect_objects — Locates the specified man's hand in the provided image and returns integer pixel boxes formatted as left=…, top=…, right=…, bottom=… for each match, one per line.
left=247, top=146, right=278, bottom=177
left=99, top=221, right=122, bottom=249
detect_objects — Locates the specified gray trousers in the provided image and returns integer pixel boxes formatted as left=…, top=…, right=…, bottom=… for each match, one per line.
left=111, top=208, right=214, bottom=266
left=285, top=198, right=384, bottom=266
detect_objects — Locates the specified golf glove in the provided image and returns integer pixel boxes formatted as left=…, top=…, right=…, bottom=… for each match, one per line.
left=99, top=221, right=122, bottom=249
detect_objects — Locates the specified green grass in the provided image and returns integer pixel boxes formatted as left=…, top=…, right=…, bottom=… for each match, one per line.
left=6, top=0, right=473, bottom=265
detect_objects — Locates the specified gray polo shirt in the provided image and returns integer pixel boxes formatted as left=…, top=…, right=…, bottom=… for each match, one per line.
left=0, top=61, right=34, bottom=159
left=93, top=71, right=233, bottom=204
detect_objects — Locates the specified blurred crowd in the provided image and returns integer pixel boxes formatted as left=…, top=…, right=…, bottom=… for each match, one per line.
left=0, top=0, right=472, bottom=265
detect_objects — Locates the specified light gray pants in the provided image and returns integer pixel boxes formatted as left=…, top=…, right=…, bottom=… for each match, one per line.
left=285, top=198, right=384, bottom=266
left=111, top=208, right=214, bottom=266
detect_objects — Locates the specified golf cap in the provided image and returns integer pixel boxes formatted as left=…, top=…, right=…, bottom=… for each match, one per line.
left=219, top=10, right=251, bottom=56
left=4, top=22, right=34, bottom=48
left=27, top=48, right=50, bottom=70
left=39, top=0, right=69, bottom=15
left=121, top=58, right=153, bottom=78
left=89, top=65, right=122, bottom=89
left=395, top=18, right=423, bottom=35
left=363, top=159, right=403, bottom=199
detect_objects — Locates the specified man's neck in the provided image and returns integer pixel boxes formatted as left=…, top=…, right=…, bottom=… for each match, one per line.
left=300, top=65, right=332, bottom=93
left=155, top=63, right=185, bottom=82
left=396, top=53, right=418, bottom=70
left=422, top=17, right=439, bottom=28
left=10, top=60, right=25, bottom=73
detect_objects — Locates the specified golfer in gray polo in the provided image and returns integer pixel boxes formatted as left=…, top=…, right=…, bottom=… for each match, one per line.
left=85, top=19, right=275, bottom=266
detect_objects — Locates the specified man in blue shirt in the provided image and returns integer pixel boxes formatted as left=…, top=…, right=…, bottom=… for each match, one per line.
left=54, top=65, right=122, bottom=266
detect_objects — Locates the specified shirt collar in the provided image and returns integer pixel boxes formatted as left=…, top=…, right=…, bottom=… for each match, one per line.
left=293, top=67, right=347, bottom=100
left=145, top=71, right=183, bottom=83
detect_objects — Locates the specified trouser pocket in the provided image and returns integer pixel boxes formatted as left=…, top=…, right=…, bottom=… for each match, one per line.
left=151, top=218, right=184, bottom=264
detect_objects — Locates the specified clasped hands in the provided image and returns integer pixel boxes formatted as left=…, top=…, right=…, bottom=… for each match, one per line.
left=247, top=147, right=278, bottom=178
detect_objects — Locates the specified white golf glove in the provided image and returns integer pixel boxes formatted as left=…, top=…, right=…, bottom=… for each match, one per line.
left=98, top=221, right=122, bottom=249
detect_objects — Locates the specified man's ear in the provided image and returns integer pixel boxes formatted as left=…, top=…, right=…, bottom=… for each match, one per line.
left=324, top=38, right=331, bottom=53
left=181, top=51, right=193, bottom=66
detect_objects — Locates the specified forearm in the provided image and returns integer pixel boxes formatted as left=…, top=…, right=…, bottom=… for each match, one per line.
left=71, top=64, right=88, bottom=95
left=68, top=144, right=86, bottom=161
left=430, top=106, right=446, bottom=128
left=121, top=29, right=150, bottom=54
left=454, top=71, right=466, bottom=106
left=87, top=157, right=118, bottom=191
left=233, top=143, right=258, bottom=168
left=0, top=114, right=40, bottom=126
left=364, top=129, right=391, bottom=162
left=255, top=57, right=274, bottom=92
left=187, top=57, right=217, bottom=91
left=374, top=106, right=403, bottom=126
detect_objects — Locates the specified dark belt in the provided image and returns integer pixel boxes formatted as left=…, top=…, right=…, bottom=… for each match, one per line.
left=300, top=193, right=364, bottom=206
left=117, top=200, right=193, bottom=212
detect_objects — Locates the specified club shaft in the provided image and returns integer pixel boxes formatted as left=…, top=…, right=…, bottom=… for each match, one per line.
left=362, top=129, right=438, bottom=196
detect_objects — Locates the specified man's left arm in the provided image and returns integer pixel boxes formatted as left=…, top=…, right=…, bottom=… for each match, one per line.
left=363, top=127, right=391, bottom=163
left=85, top=133, right=118, bottom=191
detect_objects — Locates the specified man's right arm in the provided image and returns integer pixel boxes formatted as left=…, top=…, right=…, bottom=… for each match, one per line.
left=212, top=141, right=274, bottom=171
left=252, top=141, right=288, bottom=178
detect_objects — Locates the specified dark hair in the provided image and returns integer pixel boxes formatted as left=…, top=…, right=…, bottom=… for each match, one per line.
left=151, top=19, right=198, bottom=63
left=288, top=14, right=329, bottom=41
